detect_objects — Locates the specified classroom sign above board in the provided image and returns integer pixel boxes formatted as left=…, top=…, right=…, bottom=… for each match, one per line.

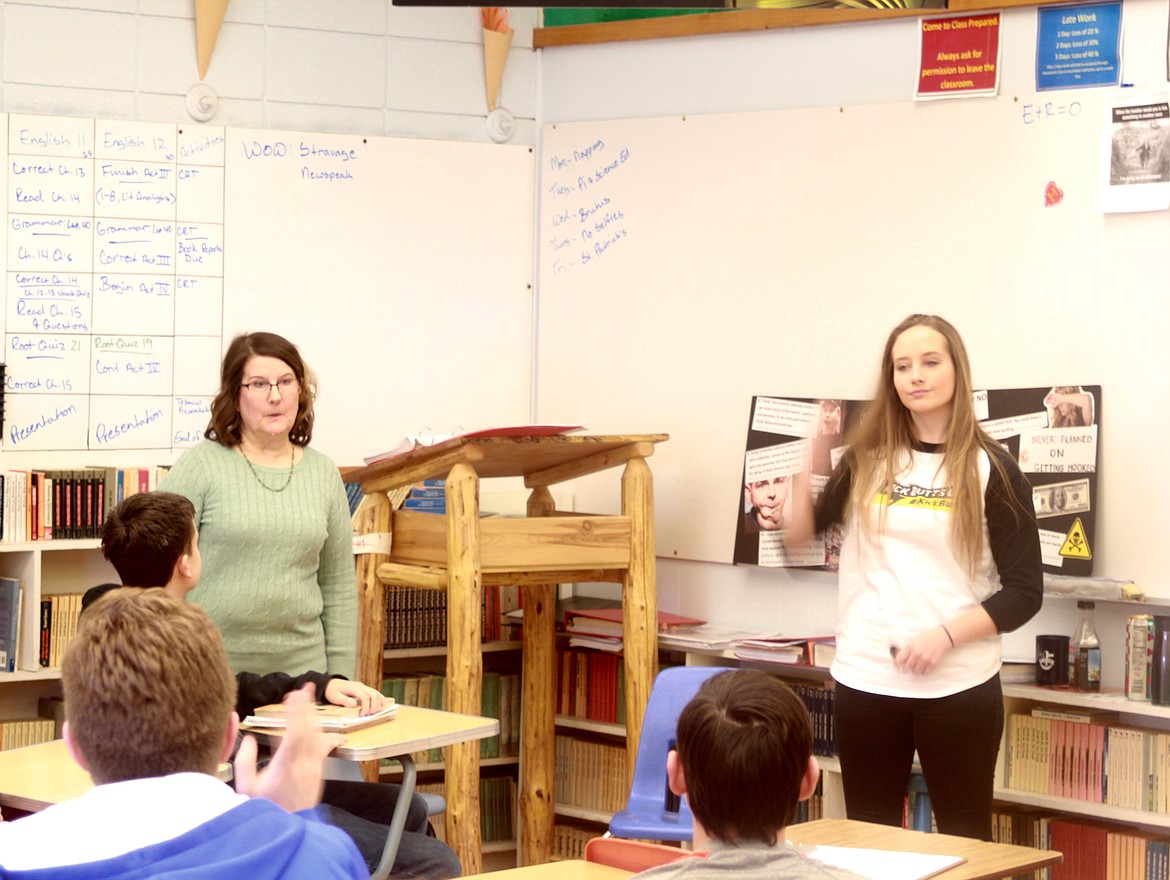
left=734, top=386, right=1100, bottom=577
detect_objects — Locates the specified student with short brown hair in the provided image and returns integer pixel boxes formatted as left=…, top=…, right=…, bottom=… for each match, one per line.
left=92, top=490, right=461, bottom=879
left=0, top=588, right=366, bottom=878
left=636, top=669, right=863, bottom=880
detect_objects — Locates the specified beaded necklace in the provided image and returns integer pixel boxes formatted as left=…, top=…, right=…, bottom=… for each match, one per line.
left=240, top=444, right=296, bottom=493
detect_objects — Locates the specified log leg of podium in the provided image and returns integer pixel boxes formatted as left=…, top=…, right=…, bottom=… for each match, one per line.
left=621, top=456, right=658, bottom=785
left=444, top=463, right=483, bottom=875
left=520, top=486, right=556, bottom=866
left=354, top=492, right=393, bottom=784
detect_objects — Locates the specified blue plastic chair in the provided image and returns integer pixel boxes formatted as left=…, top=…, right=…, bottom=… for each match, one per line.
left=608, top=665, right=733, bottom=842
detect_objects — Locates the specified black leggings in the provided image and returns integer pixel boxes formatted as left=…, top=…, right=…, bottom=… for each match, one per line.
left=834, top=675, right=1003, bottom=841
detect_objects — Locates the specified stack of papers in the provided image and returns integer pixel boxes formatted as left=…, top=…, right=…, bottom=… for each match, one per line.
left=799, top=844, right=963, bottom=880
left=242, top=701, right=398, bottom=731
left=657, top=625, right=778, bottom=652
left=733, top=636, right=835, bottom=666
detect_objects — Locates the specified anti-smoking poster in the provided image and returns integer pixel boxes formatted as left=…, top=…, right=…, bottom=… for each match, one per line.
left=734, top=385, right=1100, bottom=577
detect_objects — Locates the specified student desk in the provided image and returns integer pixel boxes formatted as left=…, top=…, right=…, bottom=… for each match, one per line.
left=464, top=820, right=1062, bottom=880
left=347, top=432, right=668, bottom=869
left=788, top=818, right=1064, bottom=880
left=0, top=739, right=232, bottom=813
left=244, top=703, right=498, bottom=880
left=472, top=861, right=632, bottom=880
left=0, top=739, right=90, bottom=812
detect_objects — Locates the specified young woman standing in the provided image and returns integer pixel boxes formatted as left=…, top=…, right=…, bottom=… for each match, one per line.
left=791, top=314, right=1043, bottom=841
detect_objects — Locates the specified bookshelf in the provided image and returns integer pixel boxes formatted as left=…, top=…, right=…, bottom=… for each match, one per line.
left=998, top=683, right=1170, bottom=830
left=380, top=640, right=523, bottom=864
left=0, top=539, right=117, bottom=721
left=546, top=643, right=844, bottom=852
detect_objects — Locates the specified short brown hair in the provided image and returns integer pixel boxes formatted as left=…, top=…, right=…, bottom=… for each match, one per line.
left=63, top=588, right=237, bottom=784
left=101, top=491, right=196, bottom=587
left=675, top=670, right=812, bottom=845
left=206, top=331, right=317, bottom=446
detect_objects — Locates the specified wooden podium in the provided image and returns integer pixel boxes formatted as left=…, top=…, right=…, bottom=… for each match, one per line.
left=346, top=432, right=668, bottom=871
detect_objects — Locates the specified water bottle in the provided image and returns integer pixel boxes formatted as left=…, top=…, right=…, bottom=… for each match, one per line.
left=1070, top=600, right=1101, bottom=692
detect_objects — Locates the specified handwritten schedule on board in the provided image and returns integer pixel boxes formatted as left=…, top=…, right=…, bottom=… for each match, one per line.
left=3, top=114, right=224, bottom=452
left=542, top=131, right=632, bottom=281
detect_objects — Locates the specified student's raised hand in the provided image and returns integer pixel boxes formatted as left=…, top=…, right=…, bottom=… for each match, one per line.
left=233, top=683, right=345, bottom=813
left=324, top=677, right=386, bottom=715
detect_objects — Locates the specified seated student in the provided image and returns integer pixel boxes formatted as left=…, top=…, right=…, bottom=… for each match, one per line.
left=0, top=588, right=367, bottom=878
left=635, top=669, right=864, bottom=880
left=90, top=490, right=462, bottom=880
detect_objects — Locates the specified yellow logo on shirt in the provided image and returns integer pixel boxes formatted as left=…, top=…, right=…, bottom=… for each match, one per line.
left=874, top=485, right=953, bottom=510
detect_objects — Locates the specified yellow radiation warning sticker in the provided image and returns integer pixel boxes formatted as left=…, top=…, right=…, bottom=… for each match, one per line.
left=1059, top=517, right=1092, bottom=560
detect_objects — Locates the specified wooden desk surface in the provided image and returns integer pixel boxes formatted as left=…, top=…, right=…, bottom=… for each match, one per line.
left=346, top=432, right=669, bottom=490
left=788, top=818, right=1063, bottom=880
left=468, top=861, right=632, bottom=880
left=0, top=739, right=90, bottom=812
left=241, top=704, right=499, bottom=762
left=0, top=740, right=232, bottom=813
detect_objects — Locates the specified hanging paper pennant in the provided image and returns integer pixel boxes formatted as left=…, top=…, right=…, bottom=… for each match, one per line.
left=481, top=8, right=513, bottom=112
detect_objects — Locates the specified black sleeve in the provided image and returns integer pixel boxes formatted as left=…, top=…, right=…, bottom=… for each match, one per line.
left=234, top=670, right=343, bottom=719
left=980, top=449, right=1044, bottom=633
left=814, top=454, right=854, bottom=535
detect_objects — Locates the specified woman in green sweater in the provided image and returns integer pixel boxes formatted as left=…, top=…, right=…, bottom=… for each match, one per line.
left=161, top=332, right=355, bottom=679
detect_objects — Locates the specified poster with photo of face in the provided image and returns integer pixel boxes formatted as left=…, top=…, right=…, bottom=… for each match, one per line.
left=734, top=386, right=1100, bottom=576
left=733, top=395, right=865, bottom=569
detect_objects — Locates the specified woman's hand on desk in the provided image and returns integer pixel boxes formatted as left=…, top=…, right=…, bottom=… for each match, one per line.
left=325, top=678, right=386, bottom=715
left=234, top=684, right=346, bottom=812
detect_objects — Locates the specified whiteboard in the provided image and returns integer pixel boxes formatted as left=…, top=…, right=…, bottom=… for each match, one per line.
left=536, top=93, right=1166, bottom=575
left=1, top=114, right=535, bottom=467
left=222, top=130, right=535, bottom=464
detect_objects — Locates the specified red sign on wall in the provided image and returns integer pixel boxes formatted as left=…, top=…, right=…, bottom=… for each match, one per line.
left=917, top=13, right=1001, bottom=99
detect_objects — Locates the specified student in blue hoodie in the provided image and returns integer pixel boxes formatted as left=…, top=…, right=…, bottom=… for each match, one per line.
left=84, top=490, right=461, bottom=879
left=0, top=587, right=368, bottom=879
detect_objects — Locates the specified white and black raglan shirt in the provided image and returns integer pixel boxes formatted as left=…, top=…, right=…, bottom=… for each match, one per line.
left=815, top=440, right=1043, bottom=699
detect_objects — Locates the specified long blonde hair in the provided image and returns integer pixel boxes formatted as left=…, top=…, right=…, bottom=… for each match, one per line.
left=845, top=314, right=1022, bottom=579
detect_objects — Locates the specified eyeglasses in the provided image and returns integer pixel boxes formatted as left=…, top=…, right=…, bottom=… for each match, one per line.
left=241, top=377, right=298, bottom=396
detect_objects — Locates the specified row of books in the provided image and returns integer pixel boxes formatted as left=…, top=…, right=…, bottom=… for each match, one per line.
left=40, top=593, right=84, bottom=669
left=554, top=733, right=628, bottom=815
left=994, top=806, right=1170, bottom=880
left=790, top=680, right=836, bottom=759
left=383, top=583, right=520, bottom=650
left=0, top=582, right=85, bottom=673
left=0, top=465, right=168, bottom=543
left=0, top=717, right=55, bottom=750
left=553, top=644, right=835, bottom=755
left=401, top=479, right=446, bottom=513
left=1002, top=706, right=1170, bottom=812
left=556, top=648, right=626, bottom=725
left=550, top=821, right=601, bottom=861
left=379, top=670, right=520, bottom=764
left=416, top=776, right=516, bottom=845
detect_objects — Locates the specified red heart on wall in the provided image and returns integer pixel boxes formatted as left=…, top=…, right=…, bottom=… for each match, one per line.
left=1044, top=181, right=1064, bottom=207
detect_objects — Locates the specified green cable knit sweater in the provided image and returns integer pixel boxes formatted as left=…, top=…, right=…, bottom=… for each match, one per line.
left=160, top=440, right=356, bottom=679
